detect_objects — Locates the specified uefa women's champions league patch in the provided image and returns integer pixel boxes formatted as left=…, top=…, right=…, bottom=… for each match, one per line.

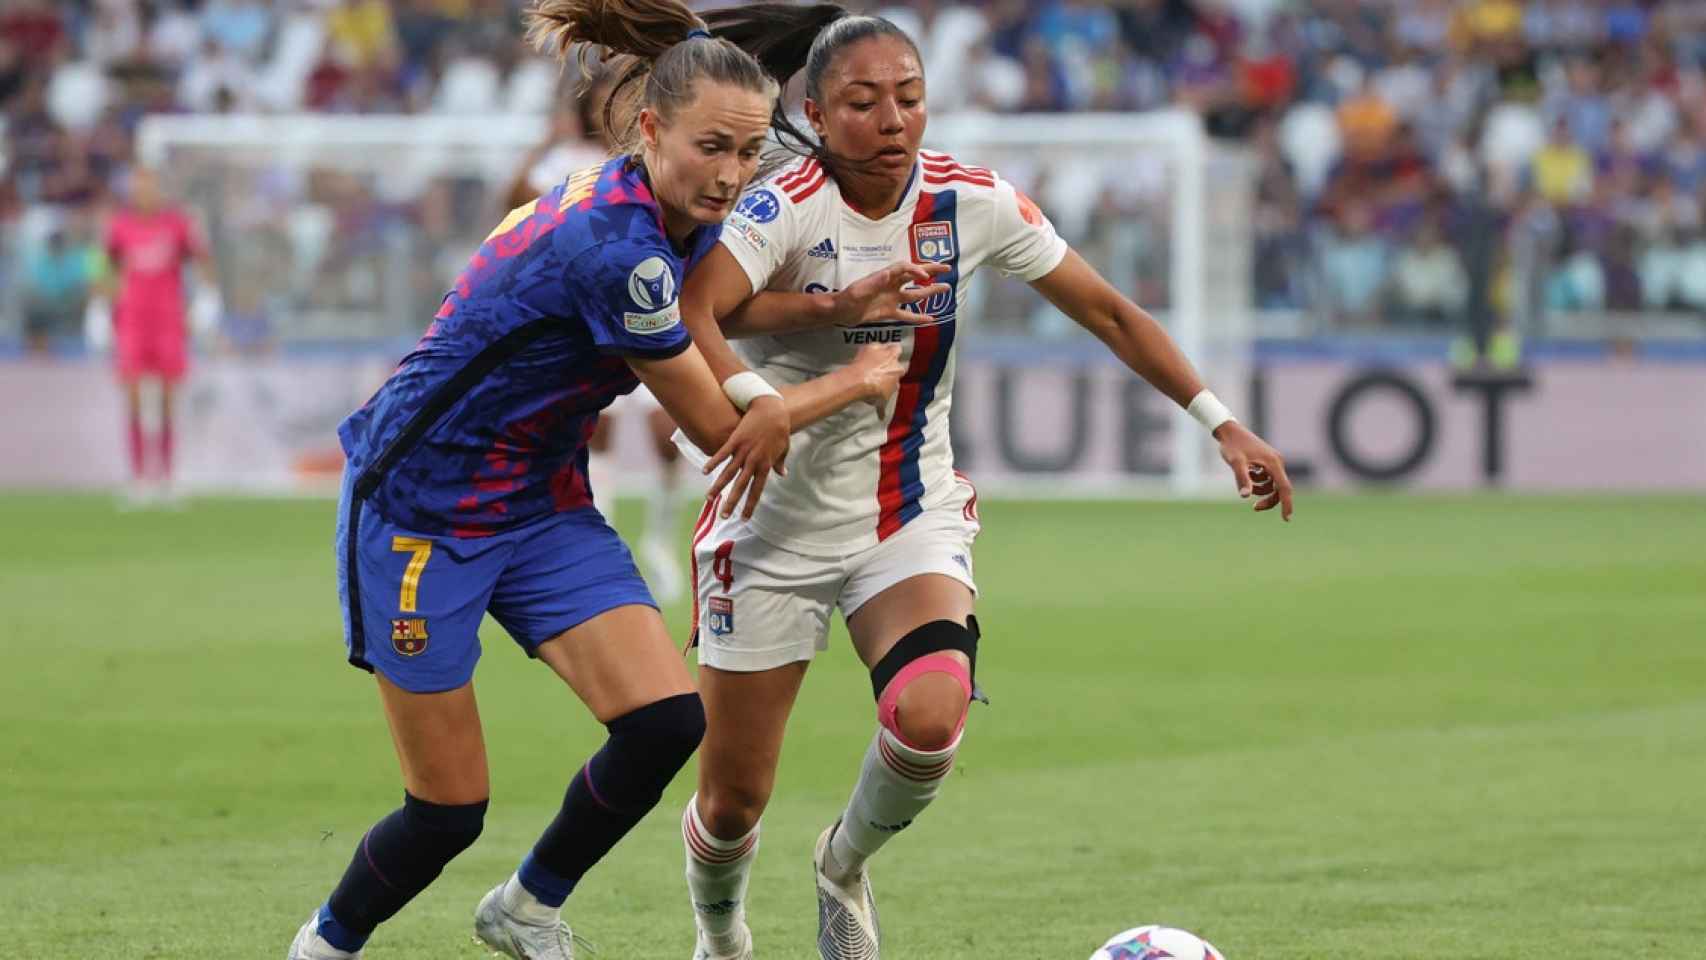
left=734, top=189, right=780, bottom=224
left=910, top=221, right=956, bottom=263
left=624, top=256, right=682, bottom=334
left=627, top=256, right=676, bottom=310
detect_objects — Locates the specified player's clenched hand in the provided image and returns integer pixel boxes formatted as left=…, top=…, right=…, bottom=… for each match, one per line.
left=1215, top=421, right=1294, bottom=521
left=833, top=262, right=951, bottom=327
left=849, top=342, right=905, bottom=419
left=705, top=395, right=789, bottom=520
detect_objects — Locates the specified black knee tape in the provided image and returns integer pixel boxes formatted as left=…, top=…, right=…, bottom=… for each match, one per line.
left=869, top=615, right=981, bottom=701
left=588, top=692, right=706, bottom=812
left=400, top=792, right=487, bottom=866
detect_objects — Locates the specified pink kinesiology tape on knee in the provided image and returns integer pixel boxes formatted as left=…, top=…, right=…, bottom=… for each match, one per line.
left=877, top=653, right=973, bottom=746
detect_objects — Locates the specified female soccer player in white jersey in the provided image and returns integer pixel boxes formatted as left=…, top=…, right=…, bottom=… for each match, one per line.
left=672, top=8, right=1296, bottom=959
left=284, top=3, right=904, bottom=959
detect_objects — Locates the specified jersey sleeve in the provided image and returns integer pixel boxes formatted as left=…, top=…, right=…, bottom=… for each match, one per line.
left=987, top=176, right=1068, bottom=282
left=568, top=237, right=693, bottom=359
left=716, top=183, right=801, bottom=294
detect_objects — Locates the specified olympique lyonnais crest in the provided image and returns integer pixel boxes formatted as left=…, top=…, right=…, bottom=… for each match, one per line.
left=910, top=221, right=956, bottom=264
left=707, top=596, right=734, bottom=638
left=392, top=618, right=429, bottom=656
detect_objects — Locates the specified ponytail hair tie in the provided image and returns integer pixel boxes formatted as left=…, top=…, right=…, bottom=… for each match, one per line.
left=686, top=28, right=711, bottom=41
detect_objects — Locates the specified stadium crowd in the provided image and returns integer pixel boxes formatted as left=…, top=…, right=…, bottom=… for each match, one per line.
left=5, top=0, right=1706, bottom=348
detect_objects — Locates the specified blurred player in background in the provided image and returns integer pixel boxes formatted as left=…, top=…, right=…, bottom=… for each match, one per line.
left=507, top=76, right=692, bottom=601
left=673, top=9, right=1296, bottom=959
left=92, top=167, right=220, bottom=503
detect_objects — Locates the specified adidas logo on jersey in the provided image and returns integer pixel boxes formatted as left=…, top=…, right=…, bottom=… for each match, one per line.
left=807, top=238, right=837, bottom=260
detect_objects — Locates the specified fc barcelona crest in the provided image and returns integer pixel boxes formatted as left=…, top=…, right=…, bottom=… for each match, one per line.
left=707, top=596, right=734, bottom=638
left=910, top=221, right=956, bottom=264
left=392, top=618, right=430, bottom=656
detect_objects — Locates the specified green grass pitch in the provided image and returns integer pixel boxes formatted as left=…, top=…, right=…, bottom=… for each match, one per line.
left=3, top=492, right=1704, bottom=958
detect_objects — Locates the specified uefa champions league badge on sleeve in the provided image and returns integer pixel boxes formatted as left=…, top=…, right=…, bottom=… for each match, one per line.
left=911, top=221, right=956, bottom=263
left=707, top=596, right=734, bottom=639
left=734, top=189, right=780, bottom=224
left=624, top=256, right=682, bottom=335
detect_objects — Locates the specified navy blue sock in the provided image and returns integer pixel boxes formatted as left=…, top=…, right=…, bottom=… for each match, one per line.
left=320, top=793, right=487, bottom=949
left=518, top=693, right=705, bottom=906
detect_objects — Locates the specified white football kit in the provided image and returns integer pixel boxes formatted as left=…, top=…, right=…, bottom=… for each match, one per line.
left=688, top=152, right=1067, bottom=670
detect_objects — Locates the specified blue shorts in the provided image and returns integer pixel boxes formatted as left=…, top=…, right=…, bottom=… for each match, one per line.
left=335, top=470, right=656, bottom=693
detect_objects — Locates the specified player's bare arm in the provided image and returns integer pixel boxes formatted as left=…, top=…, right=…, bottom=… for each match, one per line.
left=719, top=258, right=952, bottom=336
left=678, top=244, right=792, bottom=505
left=681, top=246, right=914, bottom=515
left=1030, top=248, right=1294, bottom=519
left=628, top=344, right=743, bottom=457
left=630, top=340, right=903, bottom=520
left=713, top=345, right=903, bottom=517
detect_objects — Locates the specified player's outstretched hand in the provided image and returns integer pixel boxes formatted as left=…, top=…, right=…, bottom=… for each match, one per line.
left=1215, top=421, right=1294, bottom=521
left=833, top=262, right=951, bottom=327
left=705, top=395, right=789, bottom=521
left=849, top=342, right=905, bottom=420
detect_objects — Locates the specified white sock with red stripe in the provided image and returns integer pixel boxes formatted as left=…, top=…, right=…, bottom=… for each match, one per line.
left=682, top=794, right=759, bottom=949
left=826, top=727, right=960, bottom=884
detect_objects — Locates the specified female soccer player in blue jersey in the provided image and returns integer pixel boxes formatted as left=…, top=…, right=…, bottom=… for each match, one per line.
left=285, top=3, right=901, bottom=958
left=667, top=8, right=1297, bottom=959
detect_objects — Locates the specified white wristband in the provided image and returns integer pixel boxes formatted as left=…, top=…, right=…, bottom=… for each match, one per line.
left=1186, top=389, right=1235, bottom=434
left=722, top=371, right=782, bottom=412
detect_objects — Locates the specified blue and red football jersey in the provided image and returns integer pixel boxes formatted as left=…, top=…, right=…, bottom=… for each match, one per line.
left=338, top=157, right=720, bottom=537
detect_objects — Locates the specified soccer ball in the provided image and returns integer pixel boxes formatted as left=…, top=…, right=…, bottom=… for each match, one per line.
left=1089, top=925, right=1224, bottom=960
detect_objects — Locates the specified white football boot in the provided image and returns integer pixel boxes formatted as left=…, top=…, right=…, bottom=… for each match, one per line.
left=691, top=920, right=754, bottom=960
left=286, top=912, right=361, bottom=959
left=813, top=821, right=880, bottom=960
left=473, top=883, right=577, bottom=959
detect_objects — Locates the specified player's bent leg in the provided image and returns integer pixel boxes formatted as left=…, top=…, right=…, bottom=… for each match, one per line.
left=475, top=606, right=703, bottom=959
left=811, top=575, right=977, bottom=959
left=640, top=403, right=686, bottom=603
left=686, top=662, right=808, bottom=959
left=292, top=677, right=490, bottom=959
left=119, top=377, right=147, bottom=501
left=695, top=662, right=805, bottom=836
left=157, top=377, right=179, bottom=495
left=586, top=414, right=617, bottom=519
left=586, top=413, right=616, bottom=520
left=839, top=574, right=976, bottom=864
left=685, top=509, right=838, bottom=956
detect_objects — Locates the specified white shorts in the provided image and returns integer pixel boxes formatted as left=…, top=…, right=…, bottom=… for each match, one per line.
left=689, top=476, right=981, bottom=672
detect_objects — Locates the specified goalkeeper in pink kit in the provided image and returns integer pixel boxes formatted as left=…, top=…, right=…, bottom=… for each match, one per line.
left=98, top=168, right=219, bottom=498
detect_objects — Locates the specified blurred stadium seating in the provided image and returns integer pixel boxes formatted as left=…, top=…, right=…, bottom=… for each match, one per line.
left=8, top=1, right=1706, bottom=342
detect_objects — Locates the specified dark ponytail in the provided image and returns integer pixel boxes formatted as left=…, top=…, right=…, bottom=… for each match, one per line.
left=524, top=0, right=779, bottom=155
left=700, top=5, right=923, bottom=178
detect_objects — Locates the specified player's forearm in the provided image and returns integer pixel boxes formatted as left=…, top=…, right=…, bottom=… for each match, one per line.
left=1091, top=301, right=1206, bottom=410
left=721, top=291, right=839, bottom=338
left=682, top=300, right=755, bottom=384
left=779, top=367, right=869, bottom=431
left=627, top=347, right=741, bottom=456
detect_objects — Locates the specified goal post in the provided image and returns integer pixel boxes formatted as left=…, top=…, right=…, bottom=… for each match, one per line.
left=929, top=109, right=1253, bottom=495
